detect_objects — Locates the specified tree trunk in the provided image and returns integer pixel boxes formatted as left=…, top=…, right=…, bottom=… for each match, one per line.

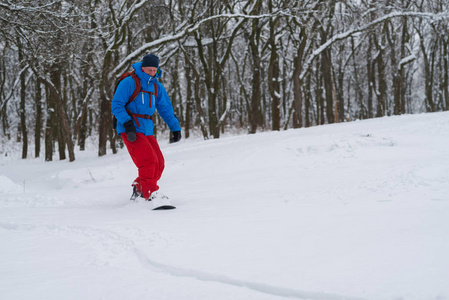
left=400, top=17, right=409, bottom=114
left=37, top=64, right=75, bottom=162
left=98, top=51, right=112, bottom=156
left=367, top=35, right=374, bottom=119
left=386, top=20, right=402, bottom=116
left=195, top=73, right=209, bottom=139
left=209, top=70, right=220, bottom=139
left=34, top=80, right=42, bottom=158
left=45, top=86, right=54, bottom=162
left=49, top=65, right=66, bottom=160
left=335, top=44, right=345, bottom=122
left=57, top=125, right=66, bottom=160
left=184, top=61, right=192, bottom=139
left=249, top=46, right=261, bottom=134
left=418, top=29, right=436, bottom=112
left=108, top=53, right=118, bottom=154
left=374, top=31, right=388, bottom=117
left=443, top=38, right=449, bottom=111
left=292, top=27, right=307, bottom=129
left=182, top=46, right=208, bottom=139
left=315, top=59, right=325, bottom=125
left=1, top=103, right=10, bottom=139
left=217, top=74, right=231, bottom=132
left=304, top=72, right=311, bottom=127
left=79, top=108, right=87, bottom=151
left=268, top=5, right=280, bottom=131
left=248, top=18, right=262, bottom=134
left=321, top=48, right=335, bottom=124
left=18, top=44, right=28, bottom=159
left=98, top=87, right=111, bottom=156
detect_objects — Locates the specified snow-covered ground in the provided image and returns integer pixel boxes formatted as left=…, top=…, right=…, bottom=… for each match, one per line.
left=1, top=112, right=448, bottom=300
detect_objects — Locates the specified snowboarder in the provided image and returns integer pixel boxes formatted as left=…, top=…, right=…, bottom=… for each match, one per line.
left=112, top=53, right=181, bottom=207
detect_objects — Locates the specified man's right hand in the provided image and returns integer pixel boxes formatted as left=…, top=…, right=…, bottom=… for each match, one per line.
left=123, top=120, right=137, bottom=142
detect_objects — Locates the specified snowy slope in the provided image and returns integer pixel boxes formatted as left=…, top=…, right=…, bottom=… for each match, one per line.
left=1, top=112, right=448, bottom=300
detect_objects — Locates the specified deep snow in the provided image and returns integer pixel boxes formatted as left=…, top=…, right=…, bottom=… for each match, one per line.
left=1, top=112, right=448, bottom=300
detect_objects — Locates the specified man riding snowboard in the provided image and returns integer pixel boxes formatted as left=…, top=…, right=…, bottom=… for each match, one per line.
left=112, top=53, right=181, bottom=208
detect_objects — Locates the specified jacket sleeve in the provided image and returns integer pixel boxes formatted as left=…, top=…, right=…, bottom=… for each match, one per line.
left=111, top=77, right=134, bottom=125
left=155, top=83, right=181, bottom=132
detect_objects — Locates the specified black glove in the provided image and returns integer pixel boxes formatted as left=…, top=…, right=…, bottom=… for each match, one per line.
left=170, top=131, right=181, bottom=143
left=123, top=120, right=137, bottom=142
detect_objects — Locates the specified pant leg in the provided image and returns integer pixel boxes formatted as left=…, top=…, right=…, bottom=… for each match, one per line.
left=146, top=135, right=165, bottom=181
left=121, top=132, right=159, bottom=199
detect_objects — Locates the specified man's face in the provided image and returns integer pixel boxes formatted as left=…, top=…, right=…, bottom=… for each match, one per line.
left=142, top=66, right=158, bottom=77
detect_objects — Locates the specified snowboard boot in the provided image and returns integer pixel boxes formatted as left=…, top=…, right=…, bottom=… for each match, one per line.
left=130, top=182, right=142, bottom=200
left=148, top=191, right=176, bottom=210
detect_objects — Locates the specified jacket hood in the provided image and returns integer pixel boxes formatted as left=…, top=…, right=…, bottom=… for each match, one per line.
left=132, top=62, right=162, bottom=87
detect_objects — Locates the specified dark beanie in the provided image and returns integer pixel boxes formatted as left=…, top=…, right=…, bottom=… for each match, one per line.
left=142, top=54, right=159, bottom=68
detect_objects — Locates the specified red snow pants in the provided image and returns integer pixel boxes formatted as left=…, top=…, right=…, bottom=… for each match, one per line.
left=121, top=132, right=165, bottom=199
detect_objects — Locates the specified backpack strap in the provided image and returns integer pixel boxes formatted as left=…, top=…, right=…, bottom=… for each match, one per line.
left=126, top=111, right=153, bottom=127
left=126, top=72, right=141, bottom=106
left=113, top=71, right=141, bottom=131
left=153, top=82, right=158, bottom=99
left=140, top=82, right=158, bottom=108
left=114, top=71, right=141, bottom=107
left=126, top=82, right=158, bottom=127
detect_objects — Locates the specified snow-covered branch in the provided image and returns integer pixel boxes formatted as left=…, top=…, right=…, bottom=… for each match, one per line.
left=399, top=54, right=416, bottom=68
left=0, top=1, right=60, bottom=13
left=113, top=9, right=290, bottom=74
left=299, top=11, right=447, bottom=81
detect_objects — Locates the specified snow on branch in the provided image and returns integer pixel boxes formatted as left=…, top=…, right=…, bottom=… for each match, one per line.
left=399, top=54, right=416, bottom=69
left=112, top=9, right=291, bottom=74
left=0, top=65, right=28, bottom=111
left=217, top=100, right=232, bottom=128
left=299, top=11, right=447, bottom=81
left=0, top=1, right=60, bottom=12
left=0, top=0, right=77, bottom=21
left=105, top=0, right=152, bottom=54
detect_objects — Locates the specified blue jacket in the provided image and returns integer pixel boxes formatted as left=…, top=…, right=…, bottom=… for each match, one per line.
left=111, top=62, right=181, bottom=136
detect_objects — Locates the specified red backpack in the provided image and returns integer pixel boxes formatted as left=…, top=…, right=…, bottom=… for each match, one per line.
left=112, top=71, right=158, bottom=129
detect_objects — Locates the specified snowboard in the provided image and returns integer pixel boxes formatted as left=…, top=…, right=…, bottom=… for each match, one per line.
left=130, top=188, right=176, bottom=210
left=150, top=194, right=176, bottom=210
left=152, top=204, right=176, bottom=210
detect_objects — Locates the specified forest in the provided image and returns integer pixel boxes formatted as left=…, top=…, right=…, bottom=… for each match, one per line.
left=1, top=0, right=448, bottom=161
